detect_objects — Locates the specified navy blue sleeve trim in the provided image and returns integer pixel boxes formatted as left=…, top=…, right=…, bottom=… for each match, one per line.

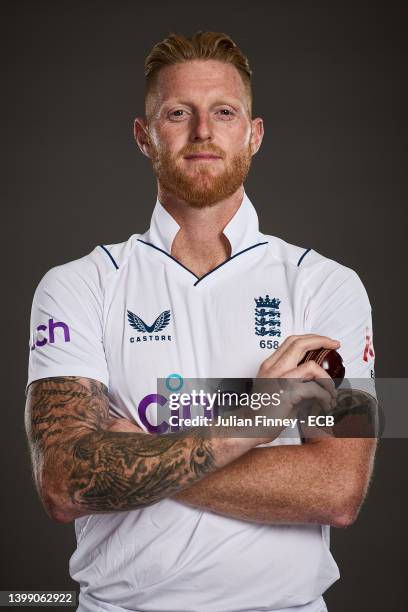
left=99, top=245, right=119, bottom=270
left=297, top=248, right=312, bottom=267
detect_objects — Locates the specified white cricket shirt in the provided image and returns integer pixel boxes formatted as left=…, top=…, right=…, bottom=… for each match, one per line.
left=27, top=192, right=375, bottom=612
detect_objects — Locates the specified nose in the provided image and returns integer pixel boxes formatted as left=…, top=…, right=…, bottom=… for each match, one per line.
left=190, top=111, right=212, bottom=142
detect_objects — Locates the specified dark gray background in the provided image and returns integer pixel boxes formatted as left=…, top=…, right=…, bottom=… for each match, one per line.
left=2, top=0, right=407, bottom=610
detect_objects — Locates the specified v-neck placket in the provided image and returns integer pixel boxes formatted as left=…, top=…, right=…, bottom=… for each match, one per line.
left=137, top=192, right=268, bottom=287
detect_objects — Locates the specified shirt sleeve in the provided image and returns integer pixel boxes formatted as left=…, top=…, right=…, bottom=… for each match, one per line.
left=27, top=260, right=109, bottom=390
left=305, top=265, right=376, bottom=396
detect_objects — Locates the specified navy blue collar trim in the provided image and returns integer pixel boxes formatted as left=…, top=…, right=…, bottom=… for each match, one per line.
left=193, top=242, right=268, bottom=286
left=137, top=239, right=199, bottom=279
left=100, top=245, right=119, bottom=269
left=136, top=238, right=268, bottom=286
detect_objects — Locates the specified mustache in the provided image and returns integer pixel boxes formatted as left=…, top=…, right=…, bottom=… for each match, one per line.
left=178, top=144, right=226, bottom=159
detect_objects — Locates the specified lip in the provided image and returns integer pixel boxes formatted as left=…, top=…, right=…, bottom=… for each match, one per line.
left=183, top=154, right=222, bottom=160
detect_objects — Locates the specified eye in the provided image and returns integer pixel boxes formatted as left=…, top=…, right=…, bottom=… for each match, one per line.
left=168, top=109, right=188, bottom=121
left=216, top=108, right=235, bottom=120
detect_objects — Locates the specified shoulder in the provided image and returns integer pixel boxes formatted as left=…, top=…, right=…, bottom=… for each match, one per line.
left=261, top=232, right=370, bottom=301
left=34, top=234, right=140, bottom=297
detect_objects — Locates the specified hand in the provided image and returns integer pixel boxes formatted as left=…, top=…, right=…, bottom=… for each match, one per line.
left=254, top=334, right=340, bottom=424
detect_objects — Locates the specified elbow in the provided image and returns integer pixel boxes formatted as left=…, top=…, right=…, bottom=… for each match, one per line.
left=47, top=506, right=75, bottom=524
left=46, top=498, right=77, bottom=524
left=32, top=459, right=84, bottom=524
left=43, top=495, right=75, bottom=524
left=39, top=481, right=77, bottom=524
left=330, top=507, right=359, bottom=529
left=328, top=485, right=364, bottom=529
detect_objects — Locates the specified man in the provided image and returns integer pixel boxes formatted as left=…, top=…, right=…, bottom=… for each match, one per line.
left=25, top=32, right=377, bottom=612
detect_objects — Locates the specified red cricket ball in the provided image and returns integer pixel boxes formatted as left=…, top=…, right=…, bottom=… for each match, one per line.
left=298, top=348, right=345, bottom=387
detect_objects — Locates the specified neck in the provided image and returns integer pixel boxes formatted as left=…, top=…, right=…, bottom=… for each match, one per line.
left=157, top=185, right=245, bottom=278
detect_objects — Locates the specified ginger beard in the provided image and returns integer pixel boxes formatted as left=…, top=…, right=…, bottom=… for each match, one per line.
left=148, top=138, right=253, bottom=208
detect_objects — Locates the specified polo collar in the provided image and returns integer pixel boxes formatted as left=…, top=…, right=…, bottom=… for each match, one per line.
left=143, top=191, right=261, bottom=257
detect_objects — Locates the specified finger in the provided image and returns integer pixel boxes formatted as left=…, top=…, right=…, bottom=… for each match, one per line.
left=262, top=335, right=340, bottom=376
left=258, top=335, right=299, bottom=370
left=261, top=334, right=339, bottom=371
left=285, top=362, right=337, bottom=398
left=290, top=379, right=335, bottom=414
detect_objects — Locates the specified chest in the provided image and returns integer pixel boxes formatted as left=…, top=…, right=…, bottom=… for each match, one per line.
left=101, top=250, right=309, bottom=423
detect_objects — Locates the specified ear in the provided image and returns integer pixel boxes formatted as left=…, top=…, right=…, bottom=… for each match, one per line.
left=133, top=117, right=152, bottom=158
left=249, top=117, right=264, bottom=156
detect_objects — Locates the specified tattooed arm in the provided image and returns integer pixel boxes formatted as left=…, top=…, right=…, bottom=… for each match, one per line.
left=24, top=376, right=270, bottom=523
left=80, top=387, right=377, bottom=527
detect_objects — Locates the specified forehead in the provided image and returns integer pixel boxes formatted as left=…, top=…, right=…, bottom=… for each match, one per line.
left=150, top=59, right=248, bottom=108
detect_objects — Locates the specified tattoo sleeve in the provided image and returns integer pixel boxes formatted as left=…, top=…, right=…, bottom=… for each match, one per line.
left=25, top=377, right=219, bottom=519
left=331, top=388, right=379, bottom=438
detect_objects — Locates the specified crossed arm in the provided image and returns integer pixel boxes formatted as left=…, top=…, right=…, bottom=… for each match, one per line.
left=25, top=376, right=377, bottom=527
left=25, top=376, right=266, bottom=523
left=172, top=437, right=377, bottom=527
left=173, top=391, right=378, bottom=527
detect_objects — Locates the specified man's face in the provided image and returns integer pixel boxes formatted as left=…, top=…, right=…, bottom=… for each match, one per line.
left=135, top=60, right=263, bottom=207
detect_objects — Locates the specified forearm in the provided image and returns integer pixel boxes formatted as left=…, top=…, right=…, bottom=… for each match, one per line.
left=26, top=377, right=256, bottom=523
left=47, top=430, right=249, bottom=522
left=172, top=444, right=331, bottom=524
left=172, top=437, right=376, bottom=527
left=172, top=388, right=378, bottom=526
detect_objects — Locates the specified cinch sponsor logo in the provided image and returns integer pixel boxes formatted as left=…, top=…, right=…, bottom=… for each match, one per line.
left=136, top=374, right=215, bottom=434
left=137, top=393, right=214, bottom=434
left=30, top=318, right=71, bottom=350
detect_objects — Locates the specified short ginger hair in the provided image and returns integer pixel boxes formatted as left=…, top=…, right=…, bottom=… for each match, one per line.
left=144, top=31, right=253, bottom=117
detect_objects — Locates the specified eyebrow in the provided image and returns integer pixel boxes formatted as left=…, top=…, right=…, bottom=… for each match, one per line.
left=161, top=99, right=243, bottom=110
